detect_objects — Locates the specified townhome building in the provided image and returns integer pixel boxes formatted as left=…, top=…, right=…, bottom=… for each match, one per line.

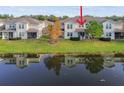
left=103, top=20, right=124, bottom=40
left=62, top=17, right=106, bottom=40
left=0, top=17, right=45, bottom=39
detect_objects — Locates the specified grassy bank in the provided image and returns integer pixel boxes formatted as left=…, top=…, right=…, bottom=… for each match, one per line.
left=0, top=39, right=124, bottom=54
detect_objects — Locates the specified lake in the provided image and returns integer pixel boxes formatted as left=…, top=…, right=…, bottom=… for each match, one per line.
left=0, top=53, right=124, bottom=86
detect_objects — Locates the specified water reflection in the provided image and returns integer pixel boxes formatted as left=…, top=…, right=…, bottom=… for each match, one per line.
left=44, top=55, right=64, bottom=75
left=85, top=57, right=104, bottom=73
left=1, top=54, right=124, bottom=75
left=0, top=54, right=40, bottom=69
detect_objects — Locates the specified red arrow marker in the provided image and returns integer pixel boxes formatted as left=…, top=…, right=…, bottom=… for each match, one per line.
left=77, top=6, right=86, bottom=25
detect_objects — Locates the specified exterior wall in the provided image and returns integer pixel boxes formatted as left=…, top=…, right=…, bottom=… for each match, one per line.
left=1, top=21, right=45, bottom=39
left=103, top=21, right=115, bottom=39
left=28, top=23, right=45, bottom=39
left=15, top=22, right=28, bottom=39
left=64, top=22, right=75, bottom=39
left=114, top=23, right=123, bottom=30
left=103, top=30, right=115, bottom=40
left=0, top=22, right=4, bottom=26
left=4, top=23, right=28, bottom=39
left=37, top=23, right=45, bottom=39
left=103, top=20, right=124, bottom=40
left=2, top=32, right=9, bottom=39
left=64, top=31, right=79, bottom=39
left=2, top=32, right=16, bottom=39
left=64, top=22, right=86, bottom=39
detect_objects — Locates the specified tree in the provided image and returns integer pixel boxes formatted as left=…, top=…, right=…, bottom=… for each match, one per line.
left=49, top=17, right=62, bottom=43
left=48, top=15, right=56, bottom=22
left=62, top=16, right=69, bottom=20
left=106, top=15, right=122, bottom=21
left=122, top=16, right=124, bottom=21
left=86, top=21, right=103, bottom=38
left=10, top=14, right=14, bottom=18
left=47, top=24, right=53, bottom=32
left=37, top=15, right=46, bottom=21
left=0, top=14, right=13, bottom=19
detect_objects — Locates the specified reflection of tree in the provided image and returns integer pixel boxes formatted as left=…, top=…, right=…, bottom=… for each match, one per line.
left=85, top=57, right=104, bottom=74
left=44, top=56, right=64, bottom=76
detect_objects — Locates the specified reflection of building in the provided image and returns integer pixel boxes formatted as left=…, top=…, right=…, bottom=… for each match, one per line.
left=64, top=55, right=85, bottom=68
left=103, top=56, right=124, bottom=68
left=113, top=57, right=124, bottom=63
left=103, top=56, right=115, bottom=68
left=0, top=58, right=4, bottom=62
left=4, top=54, right=40, bottom=68
left=122, top=64, right=124, bottom=71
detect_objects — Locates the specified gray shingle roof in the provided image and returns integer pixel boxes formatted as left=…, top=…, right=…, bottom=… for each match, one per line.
left=6, top=17, right=40, bottom=25
left=61, top=16, right=107, bottom=24
left=27, top=28, right=39, bottom=32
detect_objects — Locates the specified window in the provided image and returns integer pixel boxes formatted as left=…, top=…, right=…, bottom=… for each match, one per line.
left=9, top=24, right=16, bottom=30
left=22, top=24, right=24, bottom=29
left=0, top=32, right=2, bottom=37
left=70, top=24, right=73, bottom=29
left=106, top=32, right=111, bottom=37
left=106, top=33, right=108, bottom=36
left=109, top=32, right=111, bottom=36
left=67, top=32, right=70, bottom=36
left=109, top=24, right=112, bottom=29
left=67, top=24, right=73, bottom=29
left=19, top=24, right=25, bottom=29
left=67, top=32, right=73, bottom=36
left=19, top=25, right=21, bottom=29
left=106, top=24, right=112, bottom=29
left=106, top=24, right=108, bottom=29
left=67, top=24, right=70, bottom=29
left=19, top=32, right=21, bottom=37
left=79, top=25, right=83, bottom=28
left=19, top=32, right=25, bottom=37
left=70, top=32, right=73, bottom=36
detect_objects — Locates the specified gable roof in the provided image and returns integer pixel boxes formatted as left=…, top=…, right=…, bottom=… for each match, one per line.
left=103, top=20, right=124, bottom=26
left=27, top=28, right=39, bottom=32
left=61, top=16, right=107, bottom=24
left=0, top=19, right=7, bottom=23
left=6, top=17, right=41, bottom=25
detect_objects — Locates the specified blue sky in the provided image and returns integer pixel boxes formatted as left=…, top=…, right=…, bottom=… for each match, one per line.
left=0, top=6, right=124, bottom=17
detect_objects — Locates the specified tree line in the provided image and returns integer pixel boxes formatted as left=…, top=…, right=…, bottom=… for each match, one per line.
left=0, top=14, right=124, bottom=22
left=25, top=15, right=69, bottom=22
left=0, top=14, right=14, bottom=19
left=105, top=15, right=124, bottom=21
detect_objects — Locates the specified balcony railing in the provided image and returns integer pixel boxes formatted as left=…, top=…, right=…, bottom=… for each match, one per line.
left=8, top=28, right=16, bottom=30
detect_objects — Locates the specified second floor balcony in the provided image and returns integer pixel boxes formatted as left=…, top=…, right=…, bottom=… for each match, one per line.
left=8, top=28, right=16, bottom=30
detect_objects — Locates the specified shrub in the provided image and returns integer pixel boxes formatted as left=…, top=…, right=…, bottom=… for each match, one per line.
left=70, top=37, right=80, bottom=41
left=40, top=35, right=49, bottom=40
left=99, top=37, right=111, bottom=41
left=9, top=37, right=21, bottom=40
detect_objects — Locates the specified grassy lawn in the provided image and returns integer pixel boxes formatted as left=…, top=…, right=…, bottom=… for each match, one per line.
left=0, top=39, right=124, bottom=54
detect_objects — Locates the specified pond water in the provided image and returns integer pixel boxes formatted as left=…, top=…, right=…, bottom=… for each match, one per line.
left=0, top=53, right=124, bottom=86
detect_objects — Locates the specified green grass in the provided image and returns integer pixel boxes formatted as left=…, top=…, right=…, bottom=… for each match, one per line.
left=0, top=39, right=124, bottom=54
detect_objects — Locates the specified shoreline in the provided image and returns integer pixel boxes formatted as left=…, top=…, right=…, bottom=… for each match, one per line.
left=0, top=52, right=124, bottom=56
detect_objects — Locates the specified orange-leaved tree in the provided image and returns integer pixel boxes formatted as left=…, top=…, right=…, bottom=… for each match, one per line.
left=49, top=17, right=62, bottom=43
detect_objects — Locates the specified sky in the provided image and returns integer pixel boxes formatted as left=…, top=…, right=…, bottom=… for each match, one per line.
left=0, top=6, right=124, bottom=17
